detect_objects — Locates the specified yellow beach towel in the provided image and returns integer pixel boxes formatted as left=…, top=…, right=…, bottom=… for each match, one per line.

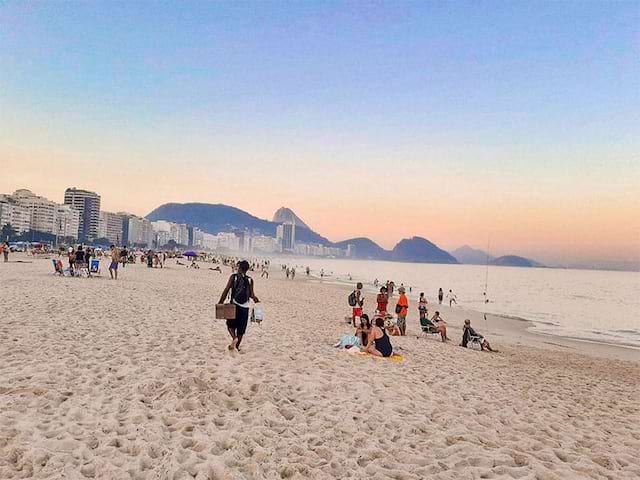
left=356, top=352, right=405, bottom=362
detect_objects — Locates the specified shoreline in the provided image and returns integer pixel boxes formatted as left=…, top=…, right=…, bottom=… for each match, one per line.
left=301, top=271, right=640, bottom=364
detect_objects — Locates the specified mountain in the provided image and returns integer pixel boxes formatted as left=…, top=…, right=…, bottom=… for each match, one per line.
left=334, top=237, right=390, bottom=260
left=272, top=207, right=310, bottom=230
left=452, top=245, right=494, bottom=265
left=391, top=237, right=458, bottom=264
left=147, top=203, right=461, bottom=264
left=490, top=255, right=541, bottom=268
left=146, top=203, right=331, bottom=245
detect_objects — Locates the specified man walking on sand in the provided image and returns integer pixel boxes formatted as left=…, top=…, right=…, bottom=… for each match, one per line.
left=109, top=245, right=120, bottom=280
left=219, top=260, right=259, bottom=351
left=2, top=242, right=9, bottom=263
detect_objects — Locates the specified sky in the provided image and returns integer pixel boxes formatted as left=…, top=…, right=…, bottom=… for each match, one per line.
left=1, top=1, right=638, bottom=266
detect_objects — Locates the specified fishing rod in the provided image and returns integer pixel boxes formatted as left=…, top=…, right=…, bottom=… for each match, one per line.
left=483, top=236, right=491, bottom=335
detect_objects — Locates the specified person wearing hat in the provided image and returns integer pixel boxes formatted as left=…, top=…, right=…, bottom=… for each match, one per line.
left=395, top=286, right=409, bottom=335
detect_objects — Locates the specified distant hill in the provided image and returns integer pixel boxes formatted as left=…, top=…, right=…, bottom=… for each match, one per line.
left=272, top=207, right=310, bottom=230
left=391, top=237, right=458, bottom=264
left=146, top=203, right=331, bottom=245
left=452, top=245, right=494, bottom=265
left=490, top=255, right=541, bottom=268
left=147, top=203, right=464, bottom=264
left=334, top=237, right=390, bottom=260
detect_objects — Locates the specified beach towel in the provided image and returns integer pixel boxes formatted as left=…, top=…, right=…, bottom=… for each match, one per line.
left=356, top=352, right=405, bottom=362
left=338, top=335, right=360, bottom=348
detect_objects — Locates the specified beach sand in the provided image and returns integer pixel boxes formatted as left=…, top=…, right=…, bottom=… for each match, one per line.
left=1, top=257, right=639, bottom=479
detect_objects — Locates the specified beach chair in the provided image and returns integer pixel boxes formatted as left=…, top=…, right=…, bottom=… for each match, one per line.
left=52, top=259, right=72, bottom=276
left=74, top=261, right=89, bottom=278
left=89, top=258, right=101, bottom=275
left=466, top=334, right=484, bottom=350
left=464, top=329, right=484, bottom=350
left=419, top=317, right=439, bottom=337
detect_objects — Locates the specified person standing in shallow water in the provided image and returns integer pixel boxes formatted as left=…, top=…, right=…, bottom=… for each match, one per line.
left=219, top=260, right=259, bottom=351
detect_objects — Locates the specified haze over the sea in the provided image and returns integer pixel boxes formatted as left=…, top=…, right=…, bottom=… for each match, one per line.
left=1, top=1, right=638, bottom=268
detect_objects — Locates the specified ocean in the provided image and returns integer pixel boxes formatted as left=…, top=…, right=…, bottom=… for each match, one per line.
left=274, top=257, right=640, bottom=350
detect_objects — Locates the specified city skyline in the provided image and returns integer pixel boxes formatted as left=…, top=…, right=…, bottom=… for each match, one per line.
left=1, top=2, right=638, bottom=266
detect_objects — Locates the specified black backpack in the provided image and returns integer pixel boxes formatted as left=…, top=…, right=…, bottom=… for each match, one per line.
left=348, top=290, right=358, bottom=307
left=231, top=274, right=251, bottom=304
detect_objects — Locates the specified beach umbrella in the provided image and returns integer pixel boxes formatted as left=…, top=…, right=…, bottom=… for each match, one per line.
left=183, top=251, right=198, bottom=257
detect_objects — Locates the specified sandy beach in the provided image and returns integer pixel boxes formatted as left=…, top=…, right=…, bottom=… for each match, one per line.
left=1, top=256, right=639, bottom=479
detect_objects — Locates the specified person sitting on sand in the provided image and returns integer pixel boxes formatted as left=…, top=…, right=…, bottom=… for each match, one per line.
left=431, top=311, right=450, bottom=342
left=364, top=317, right=393, bottom=358
left=461, top=319, right=496, bottom=351
left=355, top=314, right=372, bottom=348
left=384, top=319, right=401, bottom=336
left=219, top=260, right=260, bottom=351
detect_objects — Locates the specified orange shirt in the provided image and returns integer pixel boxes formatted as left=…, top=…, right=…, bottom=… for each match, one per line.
left=398, top=293, right=408, bottom=317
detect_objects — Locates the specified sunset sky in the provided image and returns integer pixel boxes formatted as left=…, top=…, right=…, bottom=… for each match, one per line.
left=1, top=1, right=638, bottom=265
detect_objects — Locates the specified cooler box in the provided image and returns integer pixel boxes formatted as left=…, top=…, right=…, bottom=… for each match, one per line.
left=215, top=303, right=236, bottom=320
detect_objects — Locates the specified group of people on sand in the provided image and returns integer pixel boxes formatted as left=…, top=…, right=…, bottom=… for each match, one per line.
left=348, top=282, right=494, bottom=355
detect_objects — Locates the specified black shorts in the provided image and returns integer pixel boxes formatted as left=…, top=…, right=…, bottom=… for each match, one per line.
left=226, top=306, right=249, bottom=336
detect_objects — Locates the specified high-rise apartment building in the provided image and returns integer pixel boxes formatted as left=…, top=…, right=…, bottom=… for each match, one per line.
left=123, top=215, right=153, bottom=247
left=98, top=211, right=124, bottom=244
left=12, top=189, right=58, bottom=234
left=0, top=195, right=31, bottom=233
left=277, top=222, right=296, bottom=251
left=64, top=187, right=101, bottom=241
left=55, top=205, right=81, bottom=239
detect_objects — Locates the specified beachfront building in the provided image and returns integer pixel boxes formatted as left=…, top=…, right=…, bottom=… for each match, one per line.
left=277, top=222, right=296, bottom=251
left=201, top=232, right=219, bottom=250
left=251, top=235, right=279, bottom=254
left=293, top=242, right=348, bottom=257
left=188, top=226, right=204, bottom=248
left=124, top=215, right=153, bottom=247
left=54, top=205, right=81, bottom=240
left=151, top=220, right=190, bottom=247
left=64, top=187, right=101, bottom=241
left=12, top=189, right=58, bottom=234
left=98, top=211, right=125, bottom=244
left=216, top=232, right=240, bottom=251
left=0, top=195, right=31, bottom=233
left=346, top=244, right=356, bottom=258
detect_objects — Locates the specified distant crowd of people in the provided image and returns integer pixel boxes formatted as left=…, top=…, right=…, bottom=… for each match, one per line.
left=345, top=280, right=493, bottom=356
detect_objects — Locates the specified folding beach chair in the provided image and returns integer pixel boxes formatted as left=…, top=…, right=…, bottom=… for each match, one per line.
left=420, top=317, right=440, bottom=338
left=52, top=259, right=71, bottom=276
left=89, top=258, right=101, bottom=275
left=74, top=261, right=89, bottom=278
left=465, top=329, right=484, bottom=350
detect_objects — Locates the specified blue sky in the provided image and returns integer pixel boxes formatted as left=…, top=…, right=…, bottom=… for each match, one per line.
left=1, top=1, right=638, bottom=263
